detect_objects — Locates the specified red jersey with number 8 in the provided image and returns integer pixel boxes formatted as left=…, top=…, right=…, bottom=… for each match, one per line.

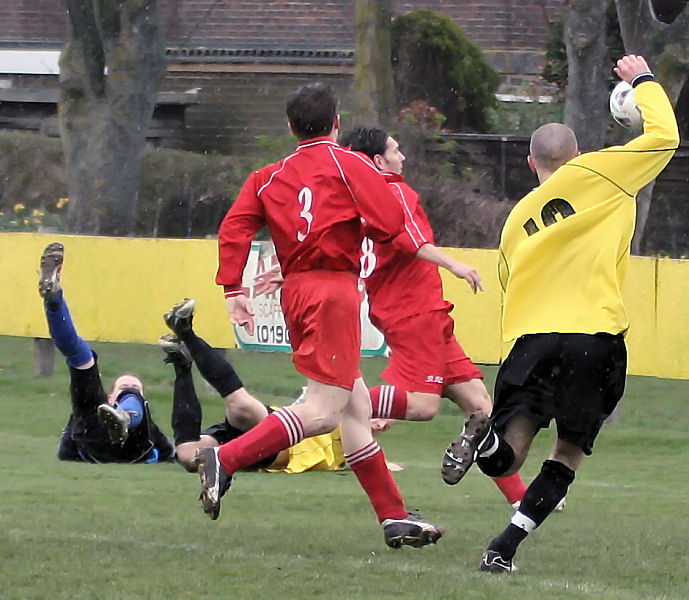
left=362, top=172, right=451, bottom=326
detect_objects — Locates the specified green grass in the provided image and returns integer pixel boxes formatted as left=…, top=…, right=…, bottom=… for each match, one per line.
left=1, top=335, right=688, bottom=599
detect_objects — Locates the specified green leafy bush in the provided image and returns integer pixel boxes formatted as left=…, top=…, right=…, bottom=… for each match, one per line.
left=394, top=101, right=512, bottom=248
left=391, top=9, right=500, bottom=132
left=0, top=201, right=68, bottom=232
left=0, top=131, right=258, bottom=237
left=136, top=147, right=254, bottom=238
left=0, top=132, right=67, bottom=229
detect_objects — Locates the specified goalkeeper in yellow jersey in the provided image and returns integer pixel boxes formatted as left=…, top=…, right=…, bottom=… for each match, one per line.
left=439, top=54, right=679, bottom=573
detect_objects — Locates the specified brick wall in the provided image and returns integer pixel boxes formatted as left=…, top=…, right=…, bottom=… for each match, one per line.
left=0, top=1, right=68, bottom=42
left=2, top=1, right=565, bottom=54
left=163, top=68, right=355, bottom=154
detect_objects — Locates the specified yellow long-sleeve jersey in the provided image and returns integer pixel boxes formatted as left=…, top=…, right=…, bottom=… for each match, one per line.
left=499, top=80, right=679, bottom=343
left=266, top=426, right=345, bottom=474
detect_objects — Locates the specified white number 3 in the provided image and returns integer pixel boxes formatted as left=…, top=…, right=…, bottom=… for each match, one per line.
left=297, top=187, right=313, bottom=242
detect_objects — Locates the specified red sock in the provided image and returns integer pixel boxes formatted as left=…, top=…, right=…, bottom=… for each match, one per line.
left=369, top=385, right=408, bottom=419
left=346, top=441, right=407, bottom=522
left=492, top=472, right=528, bottom=505
left=217, top=407, right=304, bottom=474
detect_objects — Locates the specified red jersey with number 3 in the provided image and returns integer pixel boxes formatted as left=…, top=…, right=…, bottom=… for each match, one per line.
left=216, top=138, right=404, bottom=295
left=361, top=172, right=451, bottom=326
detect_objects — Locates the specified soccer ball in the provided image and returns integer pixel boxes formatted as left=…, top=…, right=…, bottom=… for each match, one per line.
left=609, top=81, right=642, bottom=129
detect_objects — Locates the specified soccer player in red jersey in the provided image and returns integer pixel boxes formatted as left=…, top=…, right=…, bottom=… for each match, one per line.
left=339, top=126, right=528, bottom=510
left=188, top=83, right=443, bottom=549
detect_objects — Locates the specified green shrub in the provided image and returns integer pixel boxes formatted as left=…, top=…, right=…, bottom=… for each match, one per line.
left=391, top=9, right=500, bottom=132
left=136, top=147, right=254, bottom=238
left=0, top=131, right=258, bottom=237
left=487, top=93, right=564, bottom=136
left=394, top=101, right=511, bottom=249
left=0, top=132, right=67, bottom=229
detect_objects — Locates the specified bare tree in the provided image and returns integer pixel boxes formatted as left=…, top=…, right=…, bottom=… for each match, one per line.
left=59, top=0, right=166, bottom=235
left=614, top=0, right=689, bottom=252
left=563, top=0, right=612, bottom=152
left=353, top=0, right=395, bottom=128
left=615, top=0, right=689, bottom=102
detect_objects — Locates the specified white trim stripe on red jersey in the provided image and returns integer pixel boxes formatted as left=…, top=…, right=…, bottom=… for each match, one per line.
left=390, top=182, right=427, bottom=249
left=328, top=146, right=384, bottom=202
left=256, top=151, right=298, bottom=197
left=324, top=144, right=386, bottom=204
left=344, top=440, right=381, bottom=466
left=297, top=139, right=339, bottom=150
left=274, top=407, right=304, bottom=446
left=328, top=146, right=356, bottom=201
left=337, top=146, right=383, bottom=173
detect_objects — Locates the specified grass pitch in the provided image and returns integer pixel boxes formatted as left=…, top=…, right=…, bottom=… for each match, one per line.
left=1, top=334, right=687, bottom=599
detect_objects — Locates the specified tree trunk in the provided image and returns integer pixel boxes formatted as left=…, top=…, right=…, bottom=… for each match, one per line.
left=34, top=338, right=55, bottom=378
left=615, top=0, right=689, bottom=104
left=563, top=0, right=611, bottom=152
left=353, top=0, right=395, bottom=129
left=614, top=0, right=689, bottom=252
left=632, top=180, right=656, bottom=254
left=59, top=0, right=166, bottom=235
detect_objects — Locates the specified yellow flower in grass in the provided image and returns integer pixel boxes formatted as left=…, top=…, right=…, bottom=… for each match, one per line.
left=13, top=203, right=25, bottom=213
left=56, top=197, right=69, bottom=209
left=32, top=208, right=45, bottom=217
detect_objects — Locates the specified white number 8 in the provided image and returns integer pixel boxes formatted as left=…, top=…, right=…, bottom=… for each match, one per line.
left=297, top=187, right=313, bottom=242
left=359, top=236, right=377, bottom=278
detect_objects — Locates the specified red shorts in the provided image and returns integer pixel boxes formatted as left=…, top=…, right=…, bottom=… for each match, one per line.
left=281, top=270, right=362, bottom=390
left=377, top=308, right=482, bottom=394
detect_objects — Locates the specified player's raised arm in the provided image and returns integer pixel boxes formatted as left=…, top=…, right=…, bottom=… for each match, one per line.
left=582, top=54, right=679, bottom=193
left=613, top=53, right=651, bottom=83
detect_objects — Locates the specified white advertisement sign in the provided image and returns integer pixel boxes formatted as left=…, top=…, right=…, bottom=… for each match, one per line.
left=234, top=241, right=387, bottom=356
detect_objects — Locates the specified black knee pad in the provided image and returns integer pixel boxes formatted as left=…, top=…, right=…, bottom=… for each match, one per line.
left=477, top=441, right=515, bottom=477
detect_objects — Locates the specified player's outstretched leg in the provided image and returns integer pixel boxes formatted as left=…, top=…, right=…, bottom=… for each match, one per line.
left=162, top=306, right=245, bottom=400
left=38, top=241, right=64, bottom=301
left=38, top=242, right=94, bottom=368
left=442, top=409, right=491, bottom=485
left=164, top=298, right=195, bottom=336
left=195, top=446, right=231, bottom=520
left=382, top=513, right=445, bottom=549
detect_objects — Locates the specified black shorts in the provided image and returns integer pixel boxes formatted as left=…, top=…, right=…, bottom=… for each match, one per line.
left=202, top=406, right=277, bottom=470
left=493, top=333, right=627, bottom=455
left=202, top=419, right=245, bottom=445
